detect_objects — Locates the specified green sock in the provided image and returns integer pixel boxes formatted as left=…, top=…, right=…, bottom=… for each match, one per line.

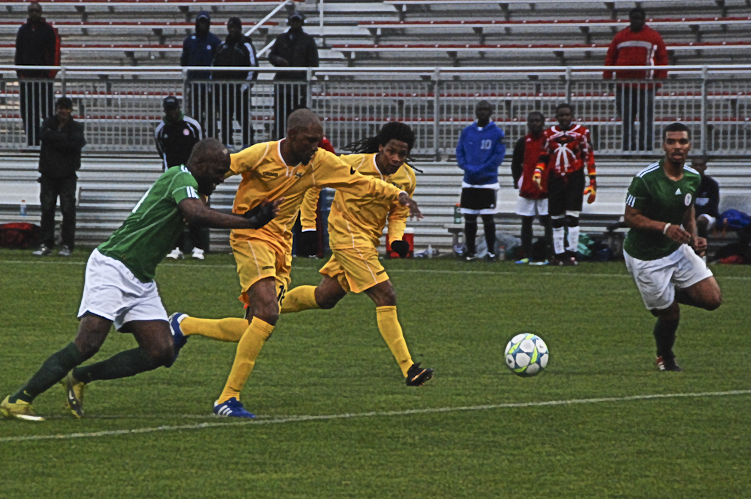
left=11, top=343, right=85, bottom=403
left=73, top=348, right=160, bottom=383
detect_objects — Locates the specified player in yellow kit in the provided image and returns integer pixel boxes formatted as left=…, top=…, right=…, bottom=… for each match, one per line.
left=170, top=109, right=422, bottom=418
left=284, top=122, right=434, bottom=386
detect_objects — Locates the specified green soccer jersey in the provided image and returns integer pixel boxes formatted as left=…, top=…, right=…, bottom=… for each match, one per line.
left=98, top=165, right=200, bottom=282
left=623, top=159, right=701, bottom=261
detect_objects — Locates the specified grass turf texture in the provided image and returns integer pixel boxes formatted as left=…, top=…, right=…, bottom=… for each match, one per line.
left=1, top=248, right=749, bottom=497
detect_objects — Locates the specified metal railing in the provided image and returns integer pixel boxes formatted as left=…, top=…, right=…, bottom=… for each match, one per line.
left=0, top=65, right=749, bottom=156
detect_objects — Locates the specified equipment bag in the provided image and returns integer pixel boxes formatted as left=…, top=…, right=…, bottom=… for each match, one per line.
left=0, top=222, right=41, bottom=249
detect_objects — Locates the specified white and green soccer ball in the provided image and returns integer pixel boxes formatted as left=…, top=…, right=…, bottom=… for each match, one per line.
left=504, top=333, right=549, bottom=377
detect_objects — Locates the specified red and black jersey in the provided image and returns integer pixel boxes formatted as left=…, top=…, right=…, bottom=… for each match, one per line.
left=536, top=124, right=596, bottom=178
left=511, top=134, right=547, bottom=199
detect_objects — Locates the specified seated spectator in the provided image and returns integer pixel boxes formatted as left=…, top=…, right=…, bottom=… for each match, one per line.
left=692, top=157, right=720, bottom=240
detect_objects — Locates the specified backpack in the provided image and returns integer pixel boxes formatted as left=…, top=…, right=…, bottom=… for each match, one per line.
left=0, top=222, right=40, bottom=249
left=720, top=209, right=751, bottom=231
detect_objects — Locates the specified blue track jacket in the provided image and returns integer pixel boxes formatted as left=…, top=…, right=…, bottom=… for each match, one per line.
left=456, top=121, right=506, bottom=186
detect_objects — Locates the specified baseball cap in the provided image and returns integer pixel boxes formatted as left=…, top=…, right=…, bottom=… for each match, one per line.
left=227, top=16, right=242, bottom=28
left=163, top=96, right=180, bottom=109
left=196, top=11, right=210, bottom=22
left=288, top=10, right=305, bottom=21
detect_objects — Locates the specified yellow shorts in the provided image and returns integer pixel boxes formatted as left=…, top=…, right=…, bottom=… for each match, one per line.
left=320, top=246, right=390, bottom=294
left=231, top=236, right=292, bottom=307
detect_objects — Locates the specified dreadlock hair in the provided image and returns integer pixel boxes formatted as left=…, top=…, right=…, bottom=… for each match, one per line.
left=342, top=122, right=421, bottom=172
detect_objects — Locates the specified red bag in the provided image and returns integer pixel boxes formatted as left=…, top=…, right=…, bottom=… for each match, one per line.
left=0, top=222, right=41, bottom=249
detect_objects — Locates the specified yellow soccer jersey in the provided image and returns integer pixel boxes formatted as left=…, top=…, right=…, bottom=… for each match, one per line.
left=300, top=153, right=416, bottom=250
left=229, top=142, right=403, bottom=252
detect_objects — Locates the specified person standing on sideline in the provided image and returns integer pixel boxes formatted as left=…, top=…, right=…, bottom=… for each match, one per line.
left=166, top=109, right=422, bottom=419
left=511, top=111, right=552, bottom=264
left=180, top=11, right=221, bottom=138
left=534, top=103, right=597, bottom=266
left=604, top=7, right=668, bottom=152
left=691, top=157, right=720, bottom=240
left=212, top=17, right=258, bottom=150
left=268, top=10, right=319, bottom=140
left=15, top=1, right=57, bottom=146
left=32, top=97, right=86, bottom=257
left=456, top=100, right=506, bottom=261
left=154, top=96, right=206, bottom=260
left=1, top=138, right=281, bottom=422
left=623, top=122, right=722, bottom=371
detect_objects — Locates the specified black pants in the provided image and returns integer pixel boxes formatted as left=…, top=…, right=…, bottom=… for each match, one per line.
left=188, top=81, right=214, bottom=138
left=20, top=79, right=54, bottom=146
left=214, top=82, right=252, bottom=147
left=616, top=85, right=655, bottom=152
left=274, top=82, right=307, bottom=140
left=176, top=224, right=206, bottom=252
left=39, top=176, right=77, bottom=249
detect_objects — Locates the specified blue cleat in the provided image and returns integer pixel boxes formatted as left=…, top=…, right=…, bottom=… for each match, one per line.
left=213, top=397, right=256, bottom=418
left=167, top=313, right=188, bottom=367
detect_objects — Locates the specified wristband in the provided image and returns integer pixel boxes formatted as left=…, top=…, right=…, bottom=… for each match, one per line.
left=662, top=223, right=671, bottom=234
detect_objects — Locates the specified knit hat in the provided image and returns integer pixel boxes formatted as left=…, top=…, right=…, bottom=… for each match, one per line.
left=163, top=96, right=180, bottom=109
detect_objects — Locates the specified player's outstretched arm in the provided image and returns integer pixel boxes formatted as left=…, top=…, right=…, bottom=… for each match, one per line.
left=397, top=192, right=422, bottom=220
left=178, top=198, right=281, bottom=229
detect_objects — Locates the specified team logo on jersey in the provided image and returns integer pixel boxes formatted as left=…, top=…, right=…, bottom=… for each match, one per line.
left=295, top=172, right=304, bottom=179
left=684, top=193, right=692, bottom=206
left=261, top=171, right=279, bottom=178
left=675, top=188, right=682, bottom=195
left=350, top=166, right=356, bottom=175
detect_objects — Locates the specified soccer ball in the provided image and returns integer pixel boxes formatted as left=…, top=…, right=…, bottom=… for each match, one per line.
left=504, top=333, right=549, bottom=377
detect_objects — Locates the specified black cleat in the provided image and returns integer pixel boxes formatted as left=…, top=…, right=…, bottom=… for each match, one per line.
left=406, top=363, right=434, bottom=386
left=656, top=356, right=683, bottom=372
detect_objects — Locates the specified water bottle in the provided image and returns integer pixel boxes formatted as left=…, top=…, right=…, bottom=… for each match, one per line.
left=498, top=245, right=506, bottom=261
left=20, top=200, right=26, bottom=217
left=453, top=204, right=462, bottom=224
left=427, top=244, right=433, bottom=259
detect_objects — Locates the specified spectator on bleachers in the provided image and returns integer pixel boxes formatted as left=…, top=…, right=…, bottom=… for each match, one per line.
left=212, top=17, right=258, bottom=150
left=155, top=96, right=207, bottom=260
left=269, top=10, right=319, bottom=140
left=32, top=97, right=86, bottom=258
left=456, top=100, right=506, bottom=262
left=511, top=111, right=552, bottom=264
left=181, top=11, right=221, bottom=139
left=692, top=157, right=720, bottom=240
left=604, top=7, right=668, bottom=152
left=15, top=1, right=57, bottom=147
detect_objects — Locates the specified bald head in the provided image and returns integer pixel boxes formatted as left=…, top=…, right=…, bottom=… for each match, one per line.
left=186, top=138, right=231, bottom=196
left=287, top=109, right=322, bottom=134
left=187, top=138, right=230, bottom=168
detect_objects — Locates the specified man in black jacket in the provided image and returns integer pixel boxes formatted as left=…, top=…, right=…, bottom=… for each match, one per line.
left=269, top=10, right=319, bottom=140
left=212, top=17, right=258, bottom=150
left=32, top=97, right=86, bottom=257
left=154, top=96, right=206, bottom=260
left=15, top=1, right=57, bottom=146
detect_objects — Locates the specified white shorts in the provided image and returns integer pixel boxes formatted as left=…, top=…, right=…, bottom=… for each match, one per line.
left=698, top=214, right=716, bottom=231
left=624, top=244, right=714, bottom=311
left=77, top=249, right=168, bottom=331
left=515, top=197, right=549, bottom=217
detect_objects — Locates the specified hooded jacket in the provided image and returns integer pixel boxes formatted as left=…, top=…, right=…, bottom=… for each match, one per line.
left=181, top=11, right=222, bottom=80
left=456, top=121, right=506, bottom=186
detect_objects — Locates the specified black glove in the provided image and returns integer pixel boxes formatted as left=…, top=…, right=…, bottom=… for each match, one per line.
left=298, top=230, right=318, bottom=257
left=391, top=240, right=410, bottom=258
left=242, top=202, right=275, bottom=229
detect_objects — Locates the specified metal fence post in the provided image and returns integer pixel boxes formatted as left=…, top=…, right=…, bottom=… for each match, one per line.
left=307, top=67, right=313, bottom=109
left=433, top=67, right=441, bottom=160
left=60, top=65, right=66, bottom=96
left=565, top=67, right=572, bottom=103
left=701, top=66, right=708, bottom=155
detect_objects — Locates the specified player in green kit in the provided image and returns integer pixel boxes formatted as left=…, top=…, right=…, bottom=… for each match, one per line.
left=623, top=122, right=722, bottom=372
left=1, top=138, right=280, bottom=421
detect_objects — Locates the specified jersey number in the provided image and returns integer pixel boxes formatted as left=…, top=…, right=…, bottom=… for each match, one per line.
left=481, top=139, right=493, bottom=150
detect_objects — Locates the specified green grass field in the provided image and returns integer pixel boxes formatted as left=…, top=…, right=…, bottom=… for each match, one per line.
left=1, top=248, right=750, bottom=498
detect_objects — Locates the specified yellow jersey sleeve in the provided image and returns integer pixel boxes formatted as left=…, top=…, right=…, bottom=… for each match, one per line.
left=312, top=150, right=402, bottom=201
left=299, top=186, right=321, bottom=232
left=230, top=142, right=272, bottom=176
left=387, top=165, right=416, bottom=242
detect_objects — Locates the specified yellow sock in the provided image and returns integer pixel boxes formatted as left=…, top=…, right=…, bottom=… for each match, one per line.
left=281, top=285, right=320, bottom=313
left=181, top=317, right=248, bottom=342
left=376, top=306, right=413, bottom=377
left=217, top=318, right=275, bottom=404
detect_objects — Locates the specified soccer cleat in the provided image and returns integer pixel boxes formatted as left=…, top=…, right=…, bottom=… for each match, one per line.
left=1, top=396, right=44, bottom=422
left=406, top=363, right=434, bottom=386
left=213, top=397, right=256, bottom=418
left=515, top=257, right=530, bottom=265
left=32, top=244, right=52, bottom=257
left=166, top=247, right=184, bottom=260
left=191, top=247, right=205, bottom=260
left=168, top=313, right=188, bottom=366
left=656, top=356, right=683, bottom=372
left=58, top=245, right=72, bottom=257
left=549, top=255, right=566, bottom=266
left=60, top=372, right=85, bottom=419
left=485, top=253, right=497, bottom=262
left=529, top=260, right=549, bottom=266
left=464, top=253, right=477, bottom=262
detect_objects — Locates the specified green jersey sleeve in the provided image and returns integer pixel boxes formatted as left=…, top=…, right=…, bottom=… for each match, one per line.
left=626, top=176, right=650, bottom=211
left=169, top=169, right=200, bottom=204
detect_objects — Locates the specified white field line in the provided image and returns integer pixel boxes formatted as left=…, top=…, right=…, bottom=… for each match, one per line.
left=2, top=389, right=750, bottom=443
left=2, top=259, right=751, bottom=280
